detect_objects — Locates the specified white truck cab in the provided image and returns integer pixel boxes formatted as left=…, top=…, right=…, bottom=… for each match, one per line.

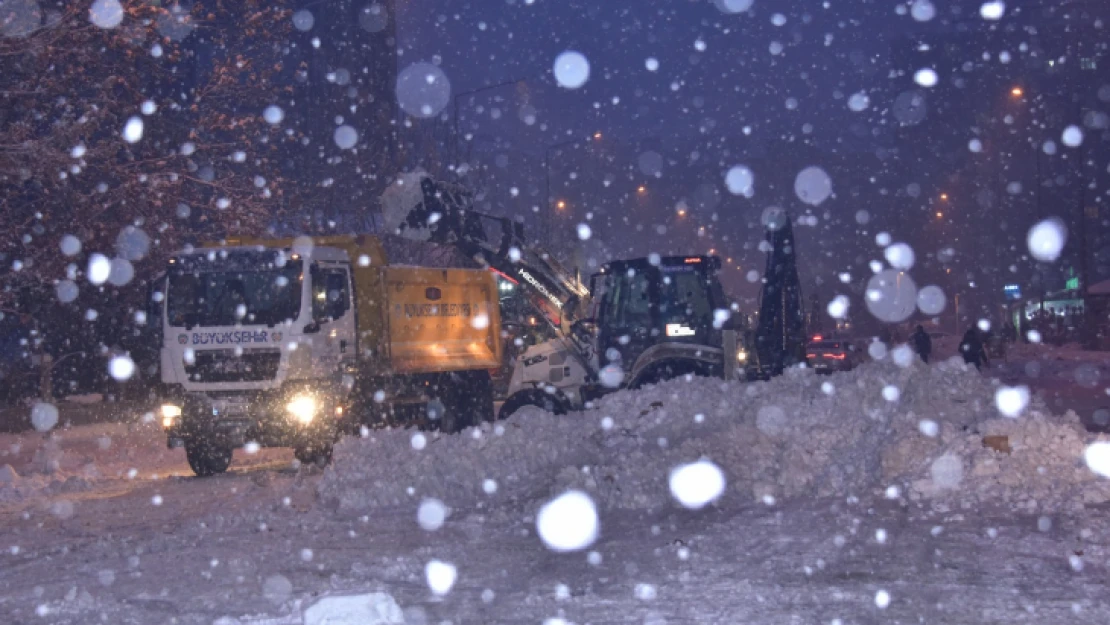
left=159, top=244, right=355, bottom=475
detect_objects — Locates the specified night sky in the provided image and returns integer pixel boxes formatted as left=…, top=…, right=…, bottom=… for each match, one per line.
left=390, top=0, right=1109, bottom=326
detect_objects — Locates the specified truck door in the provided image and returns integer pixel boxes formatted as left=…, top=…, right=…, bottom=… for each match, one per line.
left=309, top=264, right=356, bottom=372
left=597, top=267, right=655, bottom=376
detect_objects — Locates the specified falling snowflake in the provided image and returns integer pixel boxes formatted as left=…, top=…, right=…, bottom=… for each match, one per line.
left=668, top=459, right=726, bottom=509
left=536, top=490, right=599, bottom=552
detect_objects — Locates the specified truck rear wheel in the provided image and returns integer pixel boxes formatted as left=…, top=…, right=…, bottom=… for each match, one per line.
left=185, top=439, right=233, bottom=477
left=437, top=371, right=494, bottom=434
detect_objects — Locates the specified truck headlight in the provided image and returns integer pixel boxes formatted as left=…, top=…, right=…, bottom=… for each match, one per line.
left=736, top=349, right=749, bottom=363
left=160, top=404, right=181, bottom=428
left=286, top=395, right=317, bottom=425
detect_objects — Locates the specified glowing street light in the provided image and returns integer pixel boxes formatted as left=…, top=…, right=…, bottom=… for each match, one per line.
left=593, top=131, right=603, bottom=140
left=940, top=193, right=949, bottom=201
left=556, top=200, right=567, bottom=210
left=676, top=208, right=687, bottom=217
left=637, top=185, right=646, bottom=194
left=1010, top=86, right=1024, bottom=98
left=936, top=211, right=944, bottom=218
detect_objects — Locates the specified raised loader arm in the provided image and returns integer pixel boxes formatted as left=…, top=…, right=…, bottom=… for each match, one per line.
left=384, top=175, right=591, bottom=342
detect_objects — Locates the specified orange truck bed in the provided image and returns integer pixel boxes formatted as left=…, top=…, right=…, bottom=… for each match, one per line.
left=379, top=266, right=502, bottom=374
left=220, top=235, right=502, bottom=376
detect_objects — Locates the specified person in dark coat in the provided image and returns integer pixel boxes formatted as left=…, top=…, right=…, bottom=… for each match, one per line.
left=959, top=326, right=987, bottom=370
left=911, top=325, right=932, bottom=363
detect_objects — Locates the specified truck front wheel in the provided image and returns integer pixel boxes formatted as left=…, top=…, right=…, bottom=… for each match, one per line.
left=185, top=439, right=233, bottom=477
left=294, top=442, right=333, bottom=468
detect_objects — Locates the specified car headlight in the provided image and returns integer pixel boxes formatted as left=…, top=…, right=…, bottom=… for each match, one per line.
left=160, top=404, right=181, bottom=428
left=736, top=349, right=749, bottom=363
left=286, top=395, right=317, bottom=425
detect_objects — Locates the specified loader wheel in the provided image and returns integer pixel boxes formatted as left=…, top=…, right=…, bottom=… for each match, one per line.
left=185, top=439, right=233, bottom=477
left=498, top=389, right=570, bottom=420
left=630, top=361, right=710, bottom=390
left=294, top=442, right=333, bottom=468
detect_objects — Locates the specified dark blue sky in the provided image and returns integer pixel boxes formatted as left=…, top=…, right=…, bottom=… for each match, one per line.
left=390, top=0, right=1110, bottom=321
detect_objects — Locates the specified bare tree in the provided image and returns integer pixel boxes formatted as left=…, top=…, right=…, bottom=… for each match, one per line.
left=0, top=1, right=300, bottom=313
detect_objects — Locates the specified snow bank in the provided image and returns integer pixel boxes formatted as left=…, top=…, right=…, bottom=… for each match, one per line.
left=319, top=358, right=1110, bottom=516
left=303, top=592, right=405, bottom=625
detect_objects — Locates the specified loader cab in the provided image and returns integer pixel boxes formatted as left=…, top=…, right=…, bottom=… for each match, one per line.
left=589, top=256, right=728, bottom=372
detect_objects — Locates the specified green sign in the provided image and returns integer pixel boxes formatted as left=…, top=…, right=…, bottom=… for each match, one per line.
left=1066, top=277, right=1080, bottom=290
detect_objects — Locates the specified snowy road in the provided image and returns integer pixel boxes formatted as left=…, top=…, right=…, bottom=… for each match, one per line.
left=4, top=365, right=1110, bottom=624
left=3, top=437, right=1109, bottom=625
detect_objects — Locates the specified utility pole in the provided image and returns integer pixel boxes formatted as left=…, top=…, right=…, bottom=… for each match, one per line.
left=453, top=76, right=538, bottom=166
left=1074, top=99, right=1095, bottom=349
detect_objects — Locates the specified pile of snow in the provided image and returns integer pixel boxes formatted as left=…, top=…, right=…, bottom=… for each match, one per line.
left=319, top=358, right=1110, bottom=517
left=303, top=592, right=404, bottom=625
left=903, top=409, right=1108, bottom=513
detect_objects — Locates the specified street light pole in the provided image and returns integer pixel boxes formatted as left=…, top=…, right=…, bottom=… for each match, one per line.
left=1072, top=98, right=1096, bottom=349
left=539, top=138, right=577, bottom=208
left=453, top=76, right=536, bottom=165
left=543, top=136, right=591, bottom=230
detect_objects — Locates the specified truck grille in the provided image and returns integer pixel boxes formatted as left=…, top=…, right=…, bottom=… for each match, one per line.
left=185, top=349, right=281, bottom=383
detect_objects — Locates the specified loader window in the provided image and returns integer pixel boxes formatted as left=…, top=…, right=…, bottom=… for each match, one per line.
left=606, top=271, right=652, bottom=328
left=659, top=269, right=713, bottom=325
left=311, top=266, right=351, bottom=323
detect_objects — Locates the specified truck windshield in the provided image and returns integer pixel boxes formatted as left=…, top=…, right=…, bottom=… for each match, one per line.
left=166, top=261, right=303, bottom=328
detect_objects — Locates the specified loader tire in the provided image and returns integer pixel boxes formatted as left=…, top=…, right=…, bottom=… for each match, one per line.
left=498, top=389, right=570, bottom=420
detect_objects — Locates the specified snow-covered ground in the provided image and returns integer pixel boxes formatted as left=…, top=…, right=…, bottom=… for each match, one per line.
left=3, top=359, right=1110, bottom=624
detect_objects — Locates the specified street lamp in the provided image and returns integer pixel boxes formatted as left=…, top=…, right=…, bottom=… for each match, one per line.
left=556, top=200, right=567, bottom=210
left=936, top=211, right=944, bottom=218
left=1010, top=86, right=1024, bottom=98
left=939, top=193, right=949, bottom=201
left=637, top=185, right=646, bottom=194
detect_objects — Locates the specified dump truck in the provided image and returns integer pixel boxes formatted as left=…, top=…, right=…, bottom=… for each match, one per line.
left=156, top=235, right=501, bottom=476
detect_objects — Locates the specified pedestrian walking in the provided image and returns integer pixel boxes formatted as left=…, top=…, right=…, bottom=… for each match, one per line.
left=910, top=325, right=932, bottom=364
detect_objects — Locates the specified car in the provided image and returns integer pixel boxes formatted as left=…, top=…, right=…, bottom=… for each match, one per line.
left=805, top=337, right=861, bottom=374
